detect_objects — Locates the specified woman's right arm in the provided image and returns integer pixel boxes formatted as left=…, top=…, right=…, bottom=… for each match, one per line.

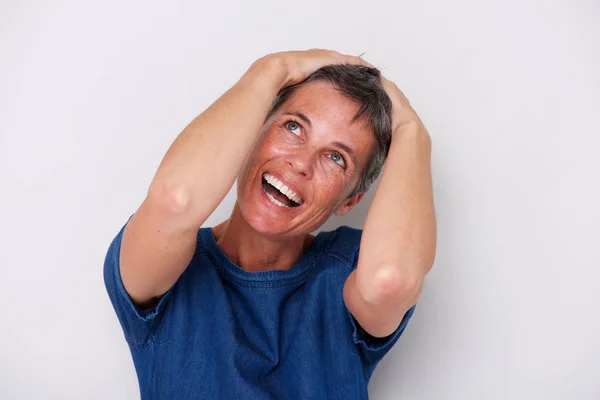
left=119, top=51, right=370, bottom=307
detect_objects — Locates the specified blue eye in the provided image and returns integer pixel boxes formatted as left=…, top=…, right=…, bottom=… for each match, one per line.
left=329, top=152, right=346, bottom=168
left=286, top=121, right=301, bottom=136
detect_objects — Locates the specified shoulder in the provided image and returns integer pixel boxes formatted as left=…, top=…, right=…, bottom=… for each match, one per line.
left=315, top=225, right=363, bottom=268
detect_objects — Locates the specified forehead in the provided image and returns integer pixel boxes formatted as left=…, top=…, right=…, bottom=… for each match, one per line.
left=279, top=80, right=376, bottom=159
left=283, top=80, right=361, bottom=123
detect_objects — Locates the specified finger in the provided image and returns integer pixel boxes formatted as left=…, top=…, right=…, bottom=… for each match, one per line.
left=380, top=75, right=410, bottom=103
left=380, top=75, right=393, bottom=85
left=333, top=52, right=375, bottom=68
left=359, top=57, right=376, bottom=68
left=354, top=54, right=376, bottom=68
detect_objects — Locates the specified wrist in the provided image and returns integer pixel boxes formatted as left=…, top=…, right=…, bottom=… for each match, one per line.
left=391, top=119, right=429, bottom=141
left=244, top=55, right=289, bottom=92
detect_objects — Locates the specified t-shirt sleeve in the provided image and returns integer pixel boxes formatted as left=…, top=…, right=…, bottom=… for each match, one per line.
left=334, top=226, right=417, bottom=366
left=345, top=302, right=416, bottom=366
left=103, top=216, right=175, bottom=348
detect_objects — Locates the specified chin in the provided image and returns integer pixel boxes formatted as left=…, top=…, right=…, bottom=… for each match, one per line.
left=234, top=191, right=283, bottom=236
left=235, top=173, right=306, bottom=237
left=244, top=211, right=293, bottom=238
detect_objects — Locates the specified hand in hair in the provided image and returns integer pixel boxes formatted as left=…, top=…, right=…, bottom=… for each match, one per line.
left=261, top=49, right=374, bottom=88
left=380, top=76, right=427, bottom=136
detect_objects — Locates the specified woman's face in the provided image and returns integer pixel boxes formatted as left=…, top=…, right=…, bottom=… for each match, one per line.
left=236, top=80, right=376, bottom=237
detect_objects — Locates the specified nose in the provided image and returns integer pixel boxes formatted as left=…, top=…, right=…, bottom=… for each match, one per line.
left=286, top=151, right=313, bottom=179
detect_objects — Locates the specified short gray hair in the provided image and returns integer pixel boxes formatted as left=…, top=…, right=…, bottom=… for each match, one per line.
left=266, top=64, right=392, bottom=196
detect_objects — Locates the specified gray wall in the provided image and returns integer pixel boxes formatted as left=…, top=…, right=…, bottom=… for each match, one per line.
left=1, top=0, right=599, bottom=398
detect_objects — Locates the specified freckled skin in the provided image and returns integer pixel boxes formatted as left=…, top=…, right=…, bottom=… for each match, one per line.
left=236, top=80, right=376, bottom=238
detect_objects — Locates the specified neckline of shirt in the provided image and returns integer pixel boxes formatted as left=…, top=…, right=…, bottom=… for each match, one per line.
left=197, top=227, right=333, bottom=287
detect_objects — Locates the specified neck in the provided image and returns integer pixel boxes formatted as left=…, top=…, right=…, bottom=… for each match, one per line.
left=212, top=202, right=314, bottom=272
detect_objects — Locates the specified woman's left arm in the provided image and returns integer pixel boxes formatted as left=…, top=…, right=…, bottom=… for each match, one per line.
left=343, top=77, right=437, bottom=338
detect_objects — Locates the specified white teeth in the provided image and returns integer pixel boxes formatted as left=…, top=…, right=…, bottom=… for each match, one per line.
left=263, top=173, right=303, bottom=205
left=265, top=190, right=290, bottom=207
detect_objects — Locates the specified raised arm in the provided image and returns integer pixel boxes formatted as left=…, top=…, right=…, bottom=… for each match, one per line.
left=343, top=76, right=437, bottom=337
left=119, top=50, right=369, bottom=307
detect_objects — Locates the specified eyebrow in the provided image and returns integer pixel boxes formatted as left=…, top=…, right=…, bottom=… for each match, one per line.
left=283, top=112, right=312, bottom=128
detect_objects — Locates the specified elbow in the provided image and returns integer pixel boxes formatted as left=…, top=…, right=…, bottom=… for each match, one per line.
left=358, top=265, right=422, bottom=307
left=148, top=181, right=193, bottom=215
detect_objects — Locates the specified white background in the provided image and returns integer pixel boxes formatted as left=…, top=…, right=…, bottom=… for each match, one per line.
left=1, top=0, right=599, bottom=399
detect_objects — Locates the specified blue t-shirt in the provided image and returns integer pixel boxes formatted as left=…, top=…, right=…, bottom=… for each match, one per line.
left=104, top=219, right=415, bottom=399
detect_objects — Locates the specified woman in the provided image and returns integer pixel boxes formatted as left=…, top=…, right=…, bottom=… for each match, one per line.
left=104, top=49, right=436, bottom=399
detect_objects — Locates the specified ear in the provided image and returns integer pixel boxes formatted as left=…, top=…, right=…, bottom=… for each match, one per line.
left=334, top=192, right=365, bottom=216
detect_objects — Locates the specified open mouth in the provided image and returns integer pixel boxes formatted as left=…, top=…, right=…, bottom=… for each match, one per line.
left=261, top=172, right=303, bottom=208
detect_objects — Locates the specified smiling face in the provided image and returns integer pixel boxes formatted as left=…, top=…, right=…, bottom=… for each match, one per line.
left=236, top=79, right=377, bottom=237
